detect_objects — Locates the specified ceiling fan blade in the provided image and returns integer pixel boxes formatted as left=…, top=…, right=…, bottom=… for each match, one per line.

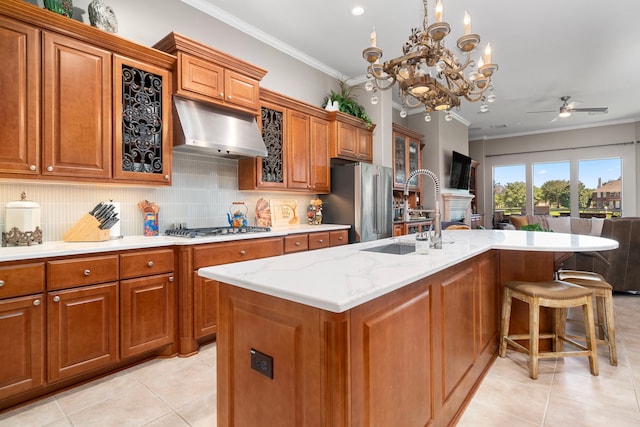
left=571, top=107, right=608, bottom=113
left=550, top=115, right=560, bottom=123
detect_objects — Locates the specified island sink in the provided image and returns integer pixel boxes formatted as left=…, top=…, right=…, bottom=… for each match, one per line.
left=361, top=242, right=416, bottom=255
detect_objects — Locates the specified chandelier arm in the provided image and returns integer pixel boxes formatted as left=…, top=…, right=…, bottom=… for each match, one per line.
left=373, top=76, right=397, bottom=91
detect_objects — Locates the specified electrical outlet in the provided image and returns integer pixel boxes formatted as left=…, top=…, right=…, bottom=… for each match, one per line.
left=250, top=348, right=273, bottom=379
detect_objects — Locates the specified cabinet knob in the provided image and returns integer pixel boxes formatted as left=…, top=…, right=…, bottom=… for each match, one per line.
left=147, top=261, right=154, bottom=267
left=29, top=165, right=36, bottom=171
left=33, top=299, right=41, bottom=306
left=219, top=92, right=224, bottom=97
left=318, top=239, right=324, bottom=243
left=164, top=174, right=169, bottom=180
left=169, top=276, right=174, bottom=282
left=295, top=242, right=301, bottom=246
left=83, top=269, right=91, bottom=276
left=47, top=166, right=53, bottom=172
left=239, top=249, right=246, bottom=256
left=0, top=280, right=4, bottom=287
left=53, top=296, right=60, bottom=303
left=227, top=95, right=232, bottom=100
left=338, top=236, right=343, bottom=240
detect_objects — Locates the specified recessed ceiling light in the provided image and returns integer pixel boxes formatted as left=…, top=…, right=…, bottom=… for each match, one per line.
left=351, top=6, right=365, bottom=16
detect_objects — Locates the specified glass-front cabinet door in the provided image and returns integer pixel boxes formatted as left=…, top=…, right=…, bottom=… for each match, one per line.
left=394, top=134, right=406, bottom=188
left=392, top=123, right=423, bottom=190
left=408, top=140, right=420, bottom=188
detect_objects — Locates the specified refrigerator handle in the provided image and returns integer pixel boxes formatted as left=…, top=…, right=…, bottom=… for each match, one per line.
left=372, top=172, right=379, bottom=234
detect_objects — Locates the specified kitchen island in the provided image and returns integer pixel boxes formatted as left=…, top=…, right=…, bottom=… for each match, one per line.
left=199, top=230, right=618, bottom=426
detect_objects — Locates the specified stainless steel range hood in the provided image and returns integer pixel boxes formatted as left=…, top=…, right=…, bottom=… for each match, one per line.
left=172, top=97, right=268, bottom=158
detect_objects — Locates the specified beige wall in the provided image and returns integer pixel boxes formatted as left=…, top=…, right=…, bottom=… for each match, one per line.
left=470, top=122, right=639, bottom=222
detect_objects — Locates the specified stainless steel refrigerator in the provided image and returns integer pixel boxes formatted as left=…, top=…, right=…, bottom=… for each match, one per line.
left=323, top=162, right=393, bottom=243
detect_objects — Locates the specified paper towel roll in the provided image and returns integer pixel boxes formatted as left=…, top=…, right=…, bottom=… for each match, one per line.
left=108, top=201, right=122, bottom=239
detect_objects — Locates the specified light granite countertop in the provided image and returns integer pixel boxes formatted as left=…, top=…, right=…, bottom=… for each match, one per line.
left=198, top=229, right=619, bottom=313
left=0, top=224, right=350, bottom=262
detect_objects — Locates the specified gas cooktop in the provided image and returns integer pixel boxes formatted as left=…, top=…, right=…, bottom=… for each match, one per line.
left=165, top=225, right=271, bottom=238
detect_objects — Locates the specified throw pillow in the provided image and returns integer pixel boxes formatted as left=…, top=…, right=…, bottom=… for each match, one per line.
left=546, top=216, right=571, bottom=233
left=571, top=218, right=592, bottom=235
left=590, top=218, right=605, bottom=236
left=510, top=215, right=528, bottom=229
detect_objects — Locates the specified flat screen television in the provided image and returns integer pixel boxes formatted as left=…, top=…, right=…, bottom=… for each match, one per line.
left=449, top=151, right=472, bottom=190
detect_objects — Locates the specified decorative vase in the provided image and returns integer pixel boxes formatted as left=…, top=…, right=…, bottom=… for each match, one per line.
left=43, top=0, right=73, bottom=18
left=88, top=0, right=118, bottom=33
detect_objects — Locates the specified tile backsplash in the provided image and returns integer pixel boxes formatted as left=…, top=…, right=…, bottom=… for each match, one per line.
left=0, top=153, right=315, bottom=242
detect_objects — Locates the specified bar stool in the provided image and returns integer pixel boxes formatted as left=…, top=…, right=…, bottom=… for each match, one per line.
left=557, top=270, right=617, bottom=366
left=499, top=280, right=599, bottom=380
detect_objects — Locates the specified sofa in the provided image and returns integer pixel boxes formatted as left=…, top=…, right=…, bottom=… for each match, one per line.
left=506, top=215, right=640, bottom=293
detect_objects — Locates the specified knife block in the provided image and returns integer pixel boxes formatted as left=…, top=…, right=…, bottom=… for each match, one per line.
left=63, top=213, right=110, bottom=242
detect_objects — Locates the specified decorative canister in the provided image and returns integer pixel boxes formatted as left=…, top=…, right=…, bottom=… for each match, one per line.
left=2, top=192, right=43, bottom=247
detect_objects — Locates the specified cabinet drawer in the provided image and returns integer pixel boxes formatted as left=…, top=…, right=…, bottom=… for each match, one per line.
left=120, top=248, right=174, bottom=279
left=284, top=234, right=309, bottom=253
left=0, top=262, right=45, bottom=298
left=308, top=232, right=330, bottom=250
left=193, top=237, right=283, bottom=269
left=329, top=230, right=349, bottom=246
left=48, top=255, right=119, bottom=290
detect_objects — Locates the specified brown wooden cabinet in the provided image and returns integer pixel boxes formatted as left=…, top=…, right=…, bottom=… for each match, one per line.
left=0, top=1, right=175, bottom=185
left=239, top=89, right=330, bottom=193
left=0, top=16, right=39, bottom=176
left=113, top=54, right=172, bottom=184
left=47, top=282, right=118, bottom=382
left=46, top=255, right=119, bottom=382
left=392, top=123, right=423, bottom=190
left=119, top=249, right=175, bottom=358
left=328, top=111, right=374, bottom=163
left=187, top=237, right=284, bottom=351
left=0, top=262, right=46, bottom=400
left=216, top=251, right=499, bottom=427
left=284, top=230, right=347, bottom=254
left=154, top=32, right=266, bottom=115
left=42, top=31, right=112, bottom=179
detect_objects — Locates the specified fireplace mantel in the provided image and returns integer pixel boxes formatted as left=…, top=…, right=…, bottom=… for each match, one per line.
left=441, top=193, right=475, bottom=226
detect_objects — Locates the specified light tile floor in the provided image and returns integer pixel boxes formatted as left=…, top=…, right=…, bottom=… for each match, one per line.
left=1, top=294, right=638, bottom=426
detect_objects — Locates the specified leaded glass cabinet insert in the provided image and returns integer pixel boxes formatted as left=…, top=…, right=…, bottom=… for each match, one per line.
left=121, top=65, right=164, bottom=174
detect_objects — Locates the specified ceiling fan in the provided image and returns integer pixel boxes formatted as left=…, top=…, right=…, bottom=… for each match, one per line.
left=528, top=96, right=609, bottom=122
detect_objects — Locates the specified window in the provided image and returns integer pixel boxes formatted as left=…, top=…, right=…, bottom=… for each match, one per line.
left=493, top=164, right=526, bottom=217
left=579, top=158, right=622, bottom=216
left=533, top=161, right=570, bottom=215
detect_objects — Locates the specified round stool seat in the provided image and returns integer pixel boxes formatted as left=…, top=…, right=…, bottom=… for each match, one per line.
left=505, top=280, right=592, bottom=299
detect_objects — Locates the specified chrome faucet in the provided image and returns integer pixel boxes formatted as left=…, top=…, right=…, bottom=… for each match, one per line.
left=403, top=169, right=442, bottom=249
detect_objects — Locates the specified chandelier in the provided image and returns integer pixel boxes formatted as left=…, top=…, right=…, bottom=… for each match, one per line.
left=362, top=0, right=498, bottom=121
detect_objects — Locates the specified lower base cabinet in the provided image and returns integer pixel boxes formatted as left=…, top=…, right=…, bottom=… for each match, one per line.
left=216, top=250, right=499, bottom=426
left=120, top=274, right=175, bottom=359
left=47, top=282, right=118, bottom=383
left=0, top=294, right=45, bottom=400
left=193, top=274, right=218, bottom=339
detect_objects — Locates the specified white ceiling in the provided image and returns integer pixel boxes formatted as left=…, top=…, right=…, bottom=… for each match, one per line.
left=185, top=0, right=640, bottom=140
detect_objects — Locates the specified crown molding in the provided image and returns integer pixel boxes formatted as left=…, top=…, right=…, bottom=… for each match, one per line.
left=181, top=0, right=349, bottom=81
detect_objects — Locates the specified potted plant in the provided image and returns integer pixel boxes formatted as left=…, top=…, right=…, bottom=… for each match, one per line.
left=322, top=81, right=374, bottom=129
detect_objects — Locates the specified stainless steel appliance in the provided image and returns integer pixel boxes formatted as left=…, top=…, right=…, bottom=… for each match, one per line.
left=165, top=225, right=271, bottom=238
left=323, top=162, right=393, bottom=243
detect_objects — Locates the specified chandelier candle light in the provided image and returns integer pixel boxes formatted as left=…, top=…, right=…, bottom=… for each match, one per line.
left=362, top=0, right=498, bottom=121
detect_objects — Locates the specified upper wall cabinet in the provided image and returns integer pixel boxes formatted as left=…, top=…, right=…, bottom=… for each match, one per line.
left=328, top=111, right=374, bottom=163
left=154, top=32, right=267, bottom=116
left=392, top=123, right=424, bottom=190
left=238, top=89, right=330, bottom=193
left=0, top=0, right=175, bottom=185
